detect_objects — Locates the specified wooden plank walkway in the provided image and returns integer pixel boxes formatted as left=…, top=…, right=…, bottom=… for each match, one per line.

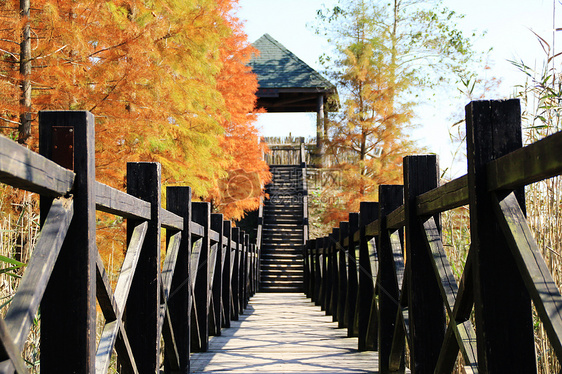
left=190, top=293, right=380, bottom=373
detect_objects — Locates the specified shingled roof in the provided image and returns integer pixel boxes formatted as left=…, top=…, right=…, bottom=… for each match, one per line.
left=250, top=34, right=334, bottom=90
left=249, top=34, right=338, bottom=112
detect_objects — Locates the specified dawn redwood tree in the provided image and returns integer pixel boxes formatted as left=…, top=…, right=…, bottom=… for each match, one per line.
left=0, top=0, right=267, bottom=204
left=211, top=0, right=271, bottom=221
left=0, top=0, right=269, bottom=267
left=315, top=0, right=480, bottom=224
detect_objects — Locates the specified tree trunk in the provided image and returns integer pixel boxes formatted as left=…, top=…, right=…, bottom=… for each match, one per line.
left=18, top=0, right=32, bottom=144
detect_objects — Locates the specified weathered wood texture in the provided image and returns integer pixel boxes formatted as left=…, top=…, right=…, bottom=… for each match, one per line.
left=305, top=99, right=562, bottom=373
left=0, top=110, right=259, bottom=373
left=40, top=111, right=97, bottom=373
left=2, top=100, right=562, bottom=373
left=466, top=99, right=535, bottom=373
left=357, top=202, right=378, bottom=352
left=404, top=155, right=444, bottom=373
left=0, top=133, right=75, bottom=197
left=377, top=185, right=404, bottom=373
left=125, top=162, right=162, bottom=372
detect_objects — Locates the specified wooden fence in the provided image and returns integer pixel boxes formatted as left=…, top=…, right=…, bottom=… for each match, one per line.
left=0, top=111, right=259, bottom=373
left=263, top=137, right=308, bottom=166
left=263, top=136, right=367, bottom=168
left=304, top=99, right=562, bottom=373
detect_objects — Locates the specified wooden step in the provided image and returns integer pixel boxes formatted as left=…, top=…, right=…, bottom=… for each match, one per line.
left=261, top=244, right=303, bottom=250
left=261, top=243, right=303, bottom=250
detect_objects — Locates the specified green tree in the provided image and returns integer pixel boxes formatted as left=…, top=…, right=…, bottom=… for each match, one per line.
left=314, top=0, right=481, bottom=224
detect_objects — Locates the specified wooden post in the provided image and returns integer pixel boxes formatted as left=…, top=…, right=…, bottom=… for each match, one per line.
left=309, top=240, right=316, bottom=300
left=466, top=99, right=536, bottom=372
left=222, top=221, right=232, bottom=328
left=316, top=94, right=325, bottom=167
left=243, top=234, right=248, bottom=306
left=320, top=235, right=329, bottom=313
left=378, top=185, right=405, bottom=373
left=254, top=243, right=259, bottom=296
left=39, top=111, right=96, bottom=372
left=192, top=202, right=211, bottom=352
left=404, top=155, right=444, bottom=373
left=211, top=214, right=224, bottom=336
left=238, top=230, right=246, bottom=314
left=329, top=228, right=340, bottom=321
left=231, top=228, right=240, bottom=321
left=255, top=239, right=261, bottom=293
left=166, top=186, right=192, bottom=374
left=346, top=213, right=360, bottom=337
left=322, top=236, right=332, bottom=312
left=303, top=241, right=311, bottom=298
left=307, top=240, right=314, bottom=300
left=124, top=162, right=162, bottom=371
left=358, top=202, right=379, bottom=351
left=243, top=233, right=250, bottom=309
left=249, top=243, right=254, bottom=297
left=238, top=231, right=245, bottom=313
left=314, top=239, right=322, bottom=305
left=337, top=221, right=349, bottom=328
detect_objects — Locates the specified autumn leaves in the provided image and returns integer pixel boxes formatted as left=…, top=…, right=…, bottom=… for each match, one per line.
left=0, top=0, right=268, bottom=220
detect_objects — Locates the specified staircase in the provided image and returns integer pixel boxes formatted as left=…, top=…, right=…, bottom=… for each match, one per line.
left=260, top=165, right=306, bottom=292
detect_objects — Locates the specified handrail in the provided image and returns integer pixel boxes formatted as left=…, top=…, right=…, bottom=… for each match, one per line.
left=0, top=111, right=260, bottom=373
left=304, top=99, right=562, bottom=373
left=301, top=161, right=309, bottom=244
left=256, top=196, right=263, bottom=287
left=0, top=134, right=75, bottom=197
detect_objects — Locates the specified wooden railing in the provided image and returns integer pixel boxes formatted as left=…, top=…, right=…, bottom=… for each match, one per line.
left=0, top=111, right=259, bottom=373
left=263, top=136, right=367, bottom=168
left=301, top=160, right=310, bottom=246
left=264, top=138, right=309, bottom=166
left=304, top=99, right=562, bottom=373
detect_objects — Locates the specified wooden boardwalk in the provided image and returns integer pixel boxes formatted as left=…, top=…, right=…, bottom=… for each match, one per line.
left=190, top=293, right=380, bottom=373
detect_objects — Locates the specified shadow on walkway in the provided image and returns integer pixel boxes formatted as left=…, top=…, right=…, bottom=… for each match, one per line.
left=190, top=293, right=379, bottom=373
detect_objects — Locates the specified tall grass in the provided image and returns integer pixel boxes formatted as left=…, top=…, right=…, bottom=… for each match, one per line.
left=0, top=185, right=40, bottom=371
left=0, top=183, right=130, bottom=371
left=512, top=13, right=562, bottom=367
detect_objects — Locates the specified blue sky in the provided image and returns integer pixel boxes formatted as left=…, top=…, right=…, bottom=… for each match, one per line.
left=237, top=0, right=556, bottom=176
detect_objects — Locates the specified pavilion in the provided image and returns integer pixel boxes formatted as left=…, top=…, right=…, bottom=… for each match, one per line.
left=249, top=34, right=339, bottom=155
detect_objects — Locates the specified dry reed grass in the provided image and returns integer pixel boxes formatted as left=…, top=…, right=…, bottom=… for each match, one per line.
left=0, top=183, right=130, bottom=371
left=0, top=185, right=40, bottom=372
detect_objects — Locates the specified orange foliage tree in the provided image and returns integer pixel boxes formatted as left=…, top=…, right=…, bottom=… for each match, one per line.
left=0, top=0, right=269, bottom=275
left=0, top=0, right=268, bottom=219
left=211, top=0, right=270, bottom=221
left=315, top=0, right=480, bottom=226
